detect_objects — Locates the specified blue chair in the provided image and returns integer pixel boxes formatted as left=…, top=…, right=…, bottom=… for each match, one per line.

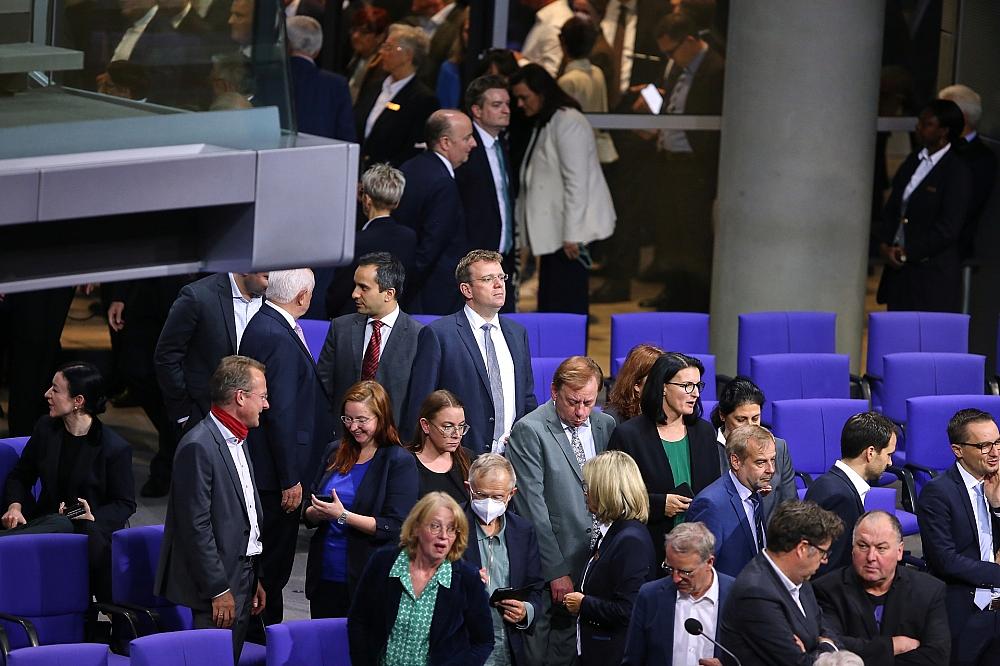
left=750, top=354, right=851, bottom=424
left=410, top=314, right=440, bottom=326
left=864, top=487, right=918, bottom=536
left=0, top=438, right=40, bottom=501
left=737, top=311, right=836, bottom=378
left=530, top=357, right=563, bottom=407
left=130, top=629, right=234, bottom=666
left=880, top=352, right=985, bottom=426
left=505, top=313, right=587, bottom=357
left=771, top=398, right=869, bottom=488
left=689, top=353, right=718, bottom=418
left=609, top=313, right=709, bottom=376
left=296, top=319, right=330, bottom=362
left=7, top=643, right=111, bottom=666
left=266, top=618, right=349, bottom=666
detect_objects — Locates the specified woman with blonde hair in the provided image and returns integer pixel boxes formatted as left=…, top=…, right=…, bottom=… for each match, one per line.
left=304, top=380, right=418, bottom=618
left=604, top=343, right=665, bottom=424
left=408, top=390, right=475, bottom=509
left=563, top=450, right=656, bottom=666
left=348, top=492, right=494, bottom=665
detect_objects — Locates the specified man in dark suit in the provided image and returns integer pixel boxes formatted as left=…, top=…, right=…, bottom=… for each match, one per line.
left=322, top=164, right=416, bottom=318
left=394, top=109, right=477, bottom=315
left=155, top=355, right=267, bottom=663
left=286, top=16, right=356, bottom=141
left=152, top=271, right=268, bottom=497
left=814, top=510, right=951, bottom=665
left=877, top=99, right=972, bottom=312
left=918, top=408, right=1000, bottom=666
left=461, top=453, right=545, bottom=666
left=688, top=424, right=777, bottom=577
left=238, top=269, right=334, bottom=628
left=404, top=249, right=536, bottom=454
left=718, top=500, right=843, bottom=666
left=356, top=23, right=440, bottom=169
left=317, top=253, right=423, bottom=435
left=805, top=411, right=898, bottom=577
left=455, top=75, right=517, bottom=313
left=622, top=522, right=734, bottom=666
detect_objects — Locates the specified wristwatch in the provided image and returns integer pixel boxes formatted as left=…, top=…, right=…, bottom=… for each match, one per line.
left=337, top=510, right=349, bottom=525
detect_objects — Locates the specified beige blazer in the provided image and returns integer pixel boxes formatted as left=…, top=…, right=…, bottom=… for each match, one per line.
left=559, top=59, right=618, bottom=163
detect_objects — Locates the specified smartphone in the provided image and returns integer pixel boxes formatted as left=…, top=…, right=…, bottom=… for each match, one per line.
left=314, top=494, right=333, bottom=503
left=64, top=502, right=86, bottom=519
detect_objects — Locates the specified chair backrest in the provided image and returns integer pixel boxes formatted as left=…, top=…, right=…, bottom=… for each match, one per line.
left=130, top=629, right=235, bottom=666
left=410, top=314, right=440, bottom=326
left=0, top=534, right=90, bottom=650
left=7, top=643, right=110, bottom=666
left=609, top=313, right=709, bottom=375
left=866, top=311, right=969, bottom=378
left=0, top=437, right=30, bottom=456
left=771, top=398, right=869, bottom=479
left=0, top=441, right=21, bottom=499
left=530, top=357, right=564, bottom=407
left=737, top=311, right=836, bottom=377
left=111, top=525, right=192, bottom=631
left=881, top=352, right=986, bottom=424
left=905, top=395, right=1000, bottom=485
left=504, top=313, right=587, bottom=357
left=296, top=318, right=331, bottom=362
left=750, top=354, right=851, bottom=424
left=865, top=486, right=898, bottom=512
left=265, top=618, right=350, bottom=666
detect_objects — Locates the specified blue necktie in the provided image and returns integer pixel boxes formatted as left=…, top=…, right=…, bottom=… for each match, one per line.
left=493, top=140, right=513, bottom=255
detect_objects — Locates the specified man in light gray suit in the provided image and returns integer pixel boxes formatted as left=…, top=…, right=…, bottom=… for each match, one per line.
left=316, top=252, right=424, bottom=435
left=156, top=355, right=268, bottom=663
left=507, top=355, right=617, bottom=666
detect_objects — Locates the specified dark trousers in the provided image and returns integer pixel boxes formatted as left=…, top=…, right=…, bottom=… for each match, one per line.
left=500, top=251, right=517, bottom=314
left=538, top=250, right=588, bottom=315
left=599, top=133, right=656, bottom=285
left=193, top=560, right=257, bottom=664
left=256, top=490, right=300, bottom=627
left=309, top=579, right=351, bottom=618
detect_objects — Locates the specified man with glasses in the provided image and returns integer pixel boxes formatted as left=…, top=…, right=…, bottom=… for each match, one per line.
left=622, top=521, right=732, bottom=666
left=918, top=408, right=1000, bottom=666
left=403, top=249, right=536, bottom=455
left=718, top=500, right=843, bottom=665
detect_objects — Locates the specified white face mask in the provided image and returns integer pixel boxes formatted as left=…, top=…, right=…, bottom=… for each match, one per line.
left=471, top=497, right=507, bottom=524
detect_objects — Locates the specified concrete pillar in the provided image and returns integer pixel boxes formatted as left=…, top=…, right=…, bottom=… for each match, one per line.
left=709, top=0, right=885, bottom=375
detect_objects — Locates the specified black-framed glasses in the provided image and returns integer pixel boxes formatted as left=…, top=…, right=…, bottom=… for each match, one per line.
left=432, top=422, right=471, bottom=437
left=666, top=381, right=705, bottom=394
left=957, top=439, right=1000, bottom=454
left=805, top=541, right=831, bottom=561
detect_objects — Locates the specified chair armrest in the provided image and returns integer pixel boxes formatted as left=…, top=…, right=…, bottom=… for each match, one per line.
left=852, top=374, right=871, bottom=404
left=93, top=602, right=139, bottom=641
left=0, top=623, right=9, bottom=657
left=901, top=552, right=927, bottom=571
left=108, top=602, right=163, bottom=633
left=990, top=377, right=999, bottom=396
left=882, top=465, right=917, bottom=513
left=903, top=462, right=939, bottom=479
left=794, top=471, right=814, bottom=488
left=0, top=612, right=39, bottom=648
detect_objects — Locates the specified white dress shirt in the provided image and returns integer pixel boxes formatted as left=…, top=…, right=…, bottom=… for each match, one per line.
left=520, top=0, right=574, bottom=77
left=956, top=462, right=999, bottom=605
left=464, top=305, right=516, bottom=452
left=762, top=550, right=805, bottom=616
left=434, top=150, right=456, bottom=178
left=209, top=413, right=263, bottom=556
left=169, top=3, right=192, bottom=28
left=834, top=459, right=871, bottom=505
left=729, top=469, right=763, bottom=550
left=228, top=273, right=264, bottom=349
left=902, top=142, right=951, bottom=206
left=473, top=123, right=511, bottom=252
left=559, top=417, right=597, bottom=462
left=364, top=73, right=415, bottom=139
left=111, top=5, right=158, bottom=62
left=361, top=305, right=399, bottom=362
left=673, top=567, right=720, bottom=666
left=265, top=301, right=298, bottom=332
left=600, top=0, right=638, bottom=93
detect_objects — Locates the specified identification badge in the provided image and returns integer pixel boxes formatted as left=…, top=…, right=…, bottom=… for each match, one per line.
left=386, top=102, right=401, bottom=111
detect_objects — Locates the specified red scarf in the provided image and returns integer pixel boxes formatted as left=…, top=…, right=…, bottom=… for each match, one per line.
left=211, top=405, right=249, bottom=441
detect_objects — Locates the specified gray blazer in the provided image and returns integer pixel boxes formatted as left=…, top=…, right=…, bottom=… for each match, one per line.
left=716, top=432, right=798, bottom=511
left=507, top=400, right=616, bottom=584
left=316, top=310, right=423, bottom=436
left=155, top=416, right=264, bottom=611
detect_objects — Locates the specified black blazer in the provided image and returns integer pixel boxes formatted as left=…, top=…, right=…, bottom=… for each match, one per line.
left=955, top=135, right=999, bottom=259
left=304, top=442, right=418, bottom=599
left=803, top=465, right=864, bottom=576
left=290, top=55, right=356, bottom=141
left=577, top=519, right=657, bottom=666
left=3, top=416, right=135, bottom=539
left=876, top=146, right=971, bottom=311
left=608, top=415, right=720, bottom=563
left=454, top=127, right=515, bottom=254
left=348, top=545, right=494, bottom=665
left=813, top=564, right=951, bottom=665
left=355, top=75, right=440, bottom=169
left=461, top=509, right=545, bottom=666
left=239, top=304, right=334, bottom=492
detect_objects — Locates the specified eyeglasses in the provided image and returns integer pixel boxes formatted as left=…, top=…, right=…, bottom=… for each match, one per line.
left=432, top=422, right=471, bottom=437
left=470, top=487, right=510, bottom=502
left=240, top=389, right=268, bottom=401
left=468, top=273, right=509, bottom=285
left=379, top=42, right=405, bottom=52
left=957, top=439, right=1000, bottom=454
left=341, top=415, right=374, bottom=426
left=666, top=381, right=705, bottom=394
left=805, top=541, right=831, bottom=562
left=661, top=562, right=701, bottom=579
left=426, top=521, right=458, bottom=537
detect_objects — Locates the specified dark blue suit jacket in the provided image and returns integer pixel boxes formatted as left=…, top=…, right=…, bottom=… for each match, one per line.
left=348, top=545, right=494, bottom=665
left=454, top=126, right=514, bottom=254
left=403, top=312, right=537, bottom=454
left=688, top=471, right=768, bottom=577
left=304, top=442, right=418, bottom=599
left=290, top=55, right=356, bottom=141
left=238, top=304, right=334, bottom=492
left=462, top=510, right=545, bottom=666
left=918, top=462, right=1000, bottom=638
left=803, top=465, right=863, bottom=576
left=394, top=151, right=469, bottom=315
left=622, top=569, right=735, bottom=666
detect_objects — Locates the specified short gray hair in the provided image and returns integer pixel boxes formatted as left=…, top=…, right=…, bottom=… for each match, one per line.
left=210, top=355, right=265, bottom=405
left=938, top=84, right=982, bottom=129
left=361, top=163, right=406, bottom=209
left=815, top=652, right=864, bottom=666
left=664, top=522, right=715, bottom=561
left=388, top=23, right=429, bottom=67
left=286, top=15, right=323, bottom=55
left=725, top=424, right=775, bottom=462
left=467, top=453, right=516, bottom=489
left=265, top=268, right=315, bottom=303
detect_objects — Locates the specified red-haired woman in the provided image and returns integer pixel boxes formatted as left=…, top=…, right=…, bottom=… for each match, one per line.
left=304, top=380, right=418, bottom=618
